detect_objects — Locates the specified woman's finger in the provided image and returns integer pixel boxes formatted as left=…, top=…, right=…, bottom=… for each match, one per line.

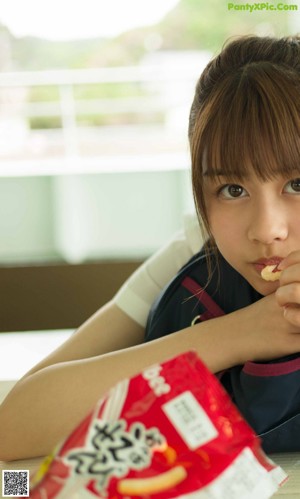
left=276, top=283, right=300, bottom=307
left=278, top=250, right=300, bottom=270
left=283, top=305, right=300, bottom=328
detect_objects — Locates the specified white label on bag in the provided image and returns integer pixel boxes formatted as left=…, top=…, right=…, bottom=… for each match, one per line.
left=162, top=391, right=218, bottom=449
left=175, top=448, right=285, bottom=499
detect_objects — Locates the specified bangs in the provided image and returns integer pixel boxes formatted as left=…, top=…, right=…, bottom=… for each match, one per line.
left=194, top=62, right=300, bottom=182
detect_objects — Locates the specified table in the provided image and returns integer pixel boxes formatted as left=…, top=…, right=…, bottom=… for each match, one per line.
left=1, top=380, right=300, bottom=498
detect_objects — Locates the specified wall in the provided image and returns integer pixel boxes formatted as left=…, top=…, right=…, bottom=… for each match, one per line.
left=0, top=169, right=194, bottom=264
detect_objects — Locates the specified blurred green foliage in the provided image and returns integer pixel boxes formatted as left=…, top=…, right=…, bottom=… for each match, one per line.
left=29, top=86, right=59, bottom=102
left=29, top=82, right=145, bottom=103
left=4, top=0, right=295, bottom=129
left=157, top=0, right=292, bottom=53
left=7, top=0, right=294, bottom=71
left=27, top=83, right=153, bottom=129
left=73, top=83, right=146, bottom=99
left=30, top=116, right=62, bottom=129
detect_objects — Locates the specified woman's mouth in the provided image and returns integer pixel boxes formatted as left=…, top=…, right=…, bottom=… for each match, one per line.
left=253, top=257, right=283, bottom=275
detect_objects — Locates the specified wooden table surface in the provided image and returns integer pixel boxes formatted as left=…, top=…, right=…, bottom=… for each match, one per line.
left=1, top=380, right=300, bottom=498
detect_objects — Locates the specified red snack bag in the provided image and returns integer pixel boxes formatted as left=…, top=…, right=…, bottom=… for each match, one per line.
left=29, top=351, right=287, bottom=498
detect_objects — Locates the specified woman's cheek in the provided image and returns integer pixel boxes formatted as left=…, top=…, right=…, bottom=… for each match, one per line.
left=209, top=209, right=240, bottom=243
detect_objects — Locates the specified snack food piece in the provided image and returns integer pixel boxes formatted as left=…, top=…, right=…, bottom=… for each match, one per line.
left=261, top=264, right=282, bottom=281
left=117, top=465, right=187, bottom=495
left=29, top=351, right=287, bottom=499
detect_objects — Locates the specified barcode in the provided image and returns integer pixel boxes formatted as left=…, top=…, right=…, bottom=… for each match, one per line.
left=162, top=390, right=218, bottom=449
left=2, top=470, right=29, bottom=497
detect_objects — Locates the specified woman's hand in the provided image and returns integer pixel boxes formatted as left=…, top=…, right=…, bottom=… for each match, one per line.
left=275, top=250, right=300, bottom=327
left=230, top=249, right=300, bottom=364
left=230, top=291, right=300, bottom=365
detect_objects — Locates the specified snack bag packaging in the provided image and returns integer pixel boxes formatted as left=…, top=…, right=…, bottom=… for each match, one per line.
left=28, top=351, right=287, bottom=499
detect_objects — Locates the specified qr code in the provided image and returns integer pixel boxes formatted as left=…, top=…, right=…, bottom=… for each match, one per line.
left=2, top=470, right=29, bottom=497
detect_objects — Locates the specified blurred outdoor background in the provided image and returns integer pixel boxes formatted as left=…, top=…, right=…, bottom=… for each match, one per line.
left=0, top=0, right=299, bottom=265
left=0, top=0, right=299, bottom=377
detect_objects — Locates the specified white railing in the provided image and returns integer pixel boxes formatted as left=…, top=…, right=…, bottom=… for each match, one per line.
left=0, top=57, right=212, bottom=263
left=0, top=65, right=202, bottom=87
left=0, top=53, right=210, bottom=175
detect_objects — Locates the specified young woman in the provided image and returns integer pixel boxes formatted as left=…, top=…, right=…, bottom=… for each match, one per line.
left=1, top=33, right=300, bottom=461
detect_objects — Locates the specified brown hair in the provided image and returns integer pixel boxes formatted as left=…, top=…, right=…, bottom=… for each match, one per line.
left=189, top=34, right=300, bottom=265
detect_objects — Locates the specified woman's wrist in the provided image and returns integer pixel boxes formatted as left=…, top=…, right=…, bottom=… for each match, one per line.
left=191, top=312, right=246, bottom=372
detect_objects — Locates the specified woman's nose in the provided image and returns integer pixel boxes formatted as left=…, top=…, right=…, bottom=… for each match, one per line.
left=247, top=198, right=288, bottom=244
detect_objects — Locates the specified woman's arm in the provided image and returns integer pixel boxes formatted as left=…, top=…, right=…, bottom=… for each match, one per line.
left=2, top=292, right=300, bottom=461
left=0, top=225, right=198, bottom=461
left=21, top=301, right=145, bottom=379
left=0, top=312, right=239, bottom=461
left=0, top=300, right=144, bottom=461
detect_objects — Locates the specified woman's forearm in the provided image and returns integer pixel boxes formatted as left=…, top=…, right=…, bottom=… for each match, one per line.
left=2, top=293, right=298, bottom=461
left=20, top=301, right=145, bottom=380
left=0, top=314, right=240, bottom=462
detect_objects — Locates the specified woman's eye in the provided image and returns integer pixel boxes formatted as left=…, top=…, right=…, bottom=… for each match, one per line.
left=218, top=184, right=246, bottom=199
left=284, top=178, right=300, bottom=193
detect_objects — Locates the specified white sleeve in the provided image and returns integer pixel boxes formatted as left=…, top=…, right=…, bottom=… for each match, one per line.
left=113, top=214, right=203, bottom=327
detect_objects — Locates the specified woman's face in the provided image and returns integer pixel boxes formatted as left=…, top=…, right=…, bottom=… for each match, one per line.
left=204, top=170, right=300, bottom=295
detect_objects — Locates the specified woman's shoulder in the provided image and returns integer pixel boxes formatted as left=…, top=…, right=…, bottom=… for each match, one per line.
left=113, top=214, right=203, bottom=327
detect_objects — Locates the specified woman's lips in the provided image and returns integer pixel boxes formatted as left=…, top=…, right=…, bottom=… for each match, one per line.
left=253, top=263, right=268, bottom=274
left=253, top=258, right=283, bottom=275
